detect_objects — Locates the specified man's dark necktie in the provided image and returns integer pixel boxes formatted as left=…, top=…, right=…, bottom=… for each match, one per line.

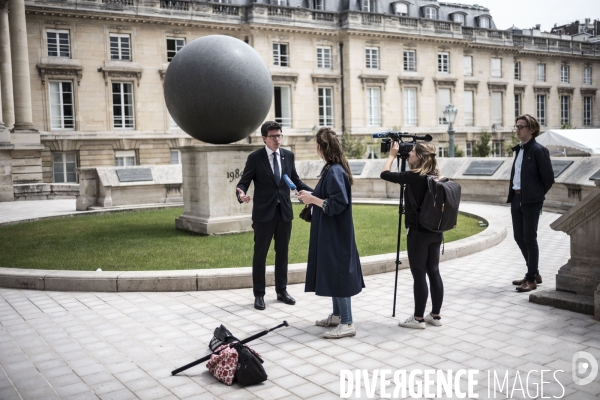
left=273, top=152, right=280, bottom=186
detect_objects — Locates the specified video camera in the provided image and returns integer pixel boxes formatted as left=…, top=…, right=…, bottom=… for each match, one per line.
left=372, top=131, right=433, bottom=158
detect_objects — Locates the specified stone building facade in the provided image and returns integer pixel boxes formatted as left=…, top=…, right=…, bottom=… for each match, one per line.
left=0, top=0, right=599, bottom=201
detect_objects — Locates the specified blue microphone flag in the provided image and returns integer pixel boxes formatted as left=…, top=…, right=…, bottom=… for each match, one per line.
left=282, top=174, right=297, bottom=191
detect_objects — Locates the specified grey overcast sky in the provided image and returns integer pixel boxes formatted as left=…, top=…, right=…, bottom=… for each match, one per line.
left=466, top=0, right=600, bottom=31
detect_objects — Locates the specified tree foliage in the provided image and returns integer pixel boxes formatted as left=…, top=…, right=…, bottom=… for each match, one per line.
left=341, top=127, right=367, bottom=159
left=472, top=131, right=492, bottom=157
left=504, top=133, right=521, bottom=157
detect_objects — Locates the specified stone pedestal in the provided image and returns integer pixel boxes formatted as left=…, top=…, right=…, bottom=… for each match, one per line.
left=175, top=144, right=261, bottom=235
left=531, top=179, right=600, bottom=320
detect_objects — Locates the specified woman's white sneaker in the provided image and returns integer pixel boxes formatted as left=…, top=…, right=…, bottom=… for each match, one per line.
left=398, top=315, right=426, bottom=329
left=424, top=313, right=442, bottom=326
left=323, top=323, right=356, bottom=339
left=315, top=314, right=341, bottom=327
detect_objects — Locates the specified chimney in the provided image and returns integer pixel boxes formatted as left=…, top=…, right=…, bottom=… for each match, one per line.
left=535, top=24, right=541, bottom=30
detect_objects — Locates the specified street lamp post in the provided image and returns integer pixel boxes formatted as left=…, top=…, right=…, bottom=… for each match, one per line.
left=443, top=104, right=458, bottom=157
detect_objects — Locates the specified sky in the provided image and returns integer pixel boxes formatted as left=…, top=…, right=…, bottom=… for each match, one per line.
left=467, top=0, right=599, bottom=31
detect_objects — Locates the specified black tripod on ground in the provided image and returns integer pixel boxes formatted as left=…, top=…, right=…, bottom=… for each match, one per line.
left=391, top=150, right=409, bottom=318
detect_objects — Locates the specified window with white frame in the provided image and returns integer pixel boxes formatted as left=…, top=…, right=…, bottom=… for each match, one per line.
left=110, top=33, right=131, bottom=61
left=464, top=90, right=474, bottom=126
left=112, top=82, right=135, bottom=129
left=169, top=114, right=179, bottom=130
left=167, top=38, right=185, bottom=62
left=583, top=96, right=592, bottom=126
left=479, top=16, right=490, bottom=28
left=437, top=88, right=451, bottom=125
left=537, top=94, right=546, bottom=126
left=514, top=61, right=521, bottom=80
left=403, top=87, right=417, bottom=126
left=318, top=87, right=334, bottom=126
left=311, top=0, right=323, bottom=10
left=47, top=29, right=71, bottom=58
left=584, top=66, right=592, bottom=84
left=424, top=7, right=437, bottom=19
left=274, top=0, right=288, bottom=5
left=537, top=63, right=546, bottom=81
left=52, top=152, right=77, bottom=183
left=514, top=94, right=521, bottom=119
left=49, top=81, right=75, bottom=130
left=394, top=2, right=408, bottom=16
left=274, top=86, right=292, bottom=127
left=366, top=87, right=381, bottom=126
left=491, top=58, right=502, bottom=78
left=170, top=150, right=181, bottom=165
left=491, top=92, right=503, bottom=126
left=438, top=52, right=449, bottom=73
left=560, top=65, right=569, bottom=83
left=114, top=150, right=135, bottom=167
left=317, top=46, right=332, bottom=69
left=453, top=13, right=465, bottom=24
left=403, top=50, right=416, bottom=71
left=438, top=144, right=447, bottom=157
left=273, top=43, right=289, bottom=67
left=366, top=47, right=379, bottom=69
left=466, top=142, right=473, bottom=157
left=463, top=56, right=472, bottom=76
left=492, top=141, right=502, bottom=157
left=560, top=95, right=570, bottom=125
left=362, top=0, right=376, bottom=12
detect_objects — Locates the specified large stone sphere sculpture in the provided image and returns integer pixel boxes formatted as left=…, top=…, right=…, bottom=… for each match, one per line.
left=164, top=35, right=273, bottom=144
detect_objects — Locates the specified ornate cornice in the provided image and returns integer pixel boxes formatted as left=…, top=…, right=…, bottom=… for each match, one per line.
left=398, top=76, right=424, bottom=91
left=557, top=87, right=575, bottom=96
left=310, top=74, right=341, bottom=85
left=37, top=63, right=83, bottom=85
left=513, top=85, right=526, bottom=94
left=272, top=73, right=299, bottom=88
left=359, top=74, right=388, bottom=89
left=487, top=82, right=508, bottom=93
left=433, top=78, right=457, bottom=92
left=580, top=88, right=597, bottom=96
left=99, top=66, right=143, bottom=86
left=533, top=85, right=552, bottom=94
left=464, top=80, right=479, bottom=94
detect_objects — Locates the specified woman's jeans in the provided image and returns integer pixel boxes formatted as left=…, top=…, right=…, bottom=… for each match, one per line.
left=332, top=297, right=352, bottom=324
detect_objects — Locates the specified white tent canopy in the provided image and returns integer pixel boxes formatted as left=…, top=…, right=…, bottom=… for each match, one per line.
left=537, top=129, right=600, bottom=156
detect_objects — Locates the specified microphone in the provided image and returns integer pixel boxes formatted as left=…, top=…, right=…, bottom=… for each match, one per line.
left=416, top=134, right=433, bottom=142
left=282, top=174, right=297, bottom=194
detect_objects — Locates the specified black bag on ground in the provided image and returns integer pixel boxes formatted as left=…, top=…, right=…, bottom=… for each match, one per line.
left=234, top=342, right=268, bottom=386
left=407, top=175, right=461, bottom=233
left=209, top=324, right=239, bottom=352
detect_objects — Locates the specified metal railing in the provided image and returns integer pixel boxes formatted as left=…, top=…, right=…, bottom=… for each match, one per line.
left=160, top=0, right=189, bottom=10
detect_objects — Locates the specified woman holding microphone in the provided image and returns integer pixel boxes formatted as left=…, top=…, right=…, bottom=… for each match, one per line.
left=380, top=141, right=444, bottom=329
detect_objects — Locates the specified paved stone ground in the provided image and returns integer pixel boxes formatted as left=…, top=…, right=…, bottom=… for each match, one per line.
left=1, top=202, right=599, bottom=400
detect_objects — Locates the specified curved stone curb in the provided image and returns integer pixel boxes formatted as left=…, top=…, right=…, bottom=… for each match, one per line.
left=0, top=202, right=506, bottom=292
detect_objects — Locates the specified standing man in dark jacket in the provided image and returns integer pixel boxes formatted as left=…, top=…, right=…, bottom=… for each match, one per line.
left=236, top=121, right=312, bottom=310
left=508, top=114, right=555, bottom=292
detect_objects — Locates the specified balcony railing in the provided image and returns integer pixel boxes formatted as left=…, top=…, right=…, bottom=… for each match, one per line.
left=102, top=0, right=134, bottom=5
left=267, top=6, right=292, bottom=18
left=160, top=0, right=189, bottom=10
left=313, top=11, right=334, bottom=22
left=434, top=21, right=451, bottom=32
left=362, top=14, right=382, bottom=25
left=399, top=17, right=418, bottom=28
left=488, top=30, right=503, bottom=39
left=462, top=27, right=474, bottom=37
left=213, top=4, right=239, bottom=15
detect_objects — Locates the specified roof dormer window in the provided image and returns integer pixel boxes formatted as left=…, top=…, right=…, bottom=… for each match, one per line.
left=423, top=6, right=437, bottom=19
left=393, top=1, right=408, bottom=16
left=362, top=0, right=376, bottom=13
left=478, top=16, right=490, bottom=28
left=452, top=13, right=465, bottom=25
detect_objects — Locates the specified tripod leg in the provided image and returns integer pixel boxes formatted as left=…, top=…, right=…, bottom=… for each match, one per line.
left=392, top=156, right=406, bottom=317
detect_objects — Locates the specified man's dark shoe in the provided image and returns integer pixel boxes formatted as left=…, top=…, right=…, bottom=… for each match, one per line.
left=516, top=280, right=537, bottom=292
left=254, top=296, right=265, bottom=310
left=512, top=275, right=542, bottom=286
left=276, top=291, right=296, bottom=305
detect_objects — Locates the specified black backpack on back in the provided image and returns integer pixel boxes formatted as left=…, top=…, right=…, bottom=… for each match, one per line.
left=407, top=175, right=461, bottom=233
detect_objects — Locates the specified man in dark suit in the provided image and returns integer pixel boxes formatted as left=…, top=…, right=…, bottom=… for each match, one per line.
left=236, top=121, right=312, bottom=310
left=507, top=114, right=554, bottom=292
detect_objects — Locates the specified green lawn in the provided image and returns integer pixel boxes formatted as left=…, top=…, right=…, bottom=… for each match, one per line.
left=0, top=205, right=485, bottom=271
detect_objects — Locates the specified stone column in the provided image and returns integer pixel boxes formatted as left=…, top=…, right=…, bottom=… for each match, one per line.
left=0, top=36, right=15, bottom=201
left=0, top=0, right=14, bottom=129
left=8, top=0, right=35, bottom=132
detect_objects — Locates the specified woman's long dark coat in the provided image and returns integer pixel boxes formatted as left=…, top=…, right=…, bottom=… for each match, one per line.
left=304, top=164, right=364, bottom=297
